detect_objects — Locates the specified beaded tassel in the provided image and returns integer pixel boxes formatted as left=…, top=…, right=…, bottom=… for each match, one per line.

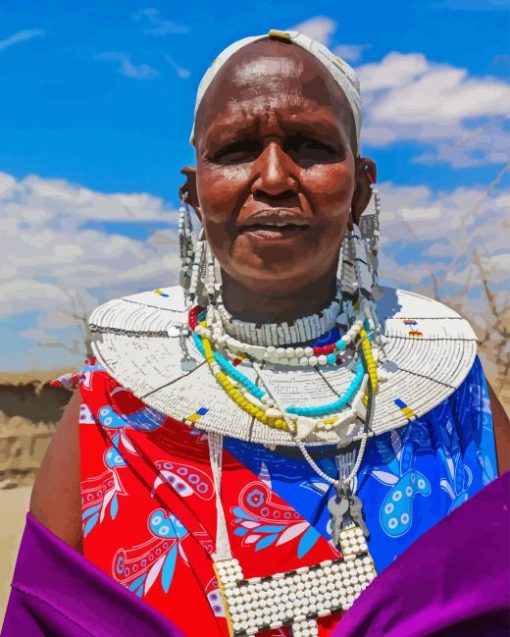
left=188, top=237, right=206, bottom=306
left=359, top=184, right=381, bottom=297
left=204, top=241, right=220, bottom=305
left=358, top=183, right=388, bottom=359
left=352, top=224, right=373, bottom=300
left=339, top=232, right=358, bottom=298
left=178, top=199, right=194, bottom=293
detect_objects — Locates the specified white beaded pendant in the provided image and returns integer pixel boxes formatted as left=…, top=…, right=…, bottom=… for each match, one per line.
left=214, top=524, right=376, bottom=637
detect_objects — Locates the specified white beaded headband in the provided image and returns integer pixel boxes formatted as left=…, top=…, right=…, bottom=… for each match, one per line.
left=189, top=28, right=362, bottom=151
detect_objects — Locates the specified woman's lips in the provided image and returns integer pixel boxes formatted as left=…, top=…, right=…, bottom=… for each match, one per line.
left=237, top=209, right=311, bottom=240
left=238, top=223, right=309, bottom=239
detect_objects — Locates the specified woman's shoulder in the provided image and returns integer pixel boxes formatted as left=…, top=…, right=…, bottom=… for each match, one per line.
left=29, top=389, right=83, bottom=552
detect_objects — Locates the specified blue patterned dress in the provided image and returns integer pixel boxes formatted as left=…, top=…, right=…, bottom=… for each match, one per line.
left=224, top=356, right=498, bottom=573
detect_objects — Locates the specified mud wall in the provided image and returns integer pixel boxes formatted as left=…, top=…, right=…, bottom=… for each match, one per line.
left=0, top=382, right=71, bottom=488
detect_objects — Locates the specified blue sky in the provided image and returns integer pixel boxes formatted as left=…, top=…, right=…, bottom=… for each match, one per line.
left=1, top=0, right=509, bottom=370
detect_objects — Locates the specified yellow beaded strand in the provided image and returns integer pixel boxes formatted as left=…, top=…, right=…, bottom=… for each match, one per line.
left=360, top=326, right=378, bottom=407
left=202, top=334, right=291, bottom=432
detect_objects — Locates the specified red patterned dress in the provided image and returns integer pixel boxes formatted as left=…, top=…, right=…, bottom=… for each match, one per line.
left=77, top=358, right=343, bottom=636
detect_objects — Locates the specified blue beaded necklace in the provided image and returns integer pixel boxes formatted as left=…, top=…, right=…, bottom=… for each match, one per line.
left=192, top=313, right=369, bottom=419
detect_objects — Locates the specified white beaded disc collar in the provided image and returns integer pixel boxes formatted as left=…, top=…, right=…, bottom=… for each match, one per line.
left=88, top=285, right=478, bottom=448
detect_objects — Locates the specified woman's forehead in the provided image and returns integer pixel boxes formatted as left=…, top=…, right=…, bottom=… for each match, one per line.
left=194, top=40, right=353, bottom=142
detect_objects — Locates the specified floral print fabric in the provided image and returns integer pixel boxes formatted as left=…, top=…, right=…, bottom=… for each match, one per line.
left=76, top=356, right=497, bottom=636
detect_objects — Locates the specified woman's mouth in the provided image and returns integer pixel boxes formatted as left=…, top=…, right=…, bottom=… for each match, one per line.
left=239, top=223, right=309, bottom=239
left=238, top=210, right=311, bottom=240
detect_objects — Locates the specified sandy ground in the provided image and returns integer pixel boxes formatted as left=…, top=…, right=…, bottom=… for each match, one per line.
left=0, top=486, right=32, bottom=627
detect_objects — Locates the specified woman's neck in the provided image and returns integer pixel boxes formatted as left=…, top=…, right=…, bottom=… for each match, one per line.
left=219, top=268, right=339, bottom=325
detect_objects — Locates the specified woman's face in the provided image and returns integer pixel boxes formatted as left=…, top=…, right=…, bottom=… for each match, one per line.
left=185, top=39, right=374, bottom=296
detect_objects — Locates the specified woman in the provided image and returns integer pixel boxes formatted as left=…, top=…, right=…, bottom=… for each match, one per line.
left=5, top=29, right=509, bottom=637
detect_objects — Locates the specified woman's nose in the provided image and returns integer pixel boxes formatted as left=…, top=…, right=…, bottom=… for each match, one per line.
left=251, top=142, right=298, bottom=197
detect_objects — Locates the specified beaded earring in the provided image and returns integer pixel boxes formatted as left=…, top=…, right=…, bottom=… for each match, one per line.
left=178, top=195, right=194, bottom=294
left=183, top=233, right=221, bottom=309
left=204, top=240, right=221, bottom=305
left=338, top=169, right=381, bottom=304
left=187, top=230, right=206, bottom=306
left=178, top=193, right=211, bottom=308
left=359, top=182, right=381, bottom=299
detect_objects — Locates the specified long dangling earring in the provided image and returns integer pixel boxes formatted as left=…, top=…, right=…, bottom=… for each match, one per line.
left=204, top=240, right=220, bottom=306
left=338, top=225, right=357, bottom=327
left=187, top=229, right=206, bottom=306
left=358, top=175, right=388, bottom=360
left=339, top=226, right=358, bottom=299
left=178, top=195, right=221, bottom=308
left=359, top=181, right=381, bottom=300
left=338, top=168, right=381, bottom=303
left=179, top=194, right=206, bottom=307
left=178, top=195, right=194, bottom=295
left=338, top=170, right=386, bottom=355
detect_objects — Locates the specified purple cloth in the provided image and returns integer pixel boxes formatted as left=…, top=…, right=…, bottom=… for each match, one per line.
left=334, top=471, right=510, bottom=637
left=1, top=513, right=183, bottom=637
left=2, top=475, right=508, bottom=636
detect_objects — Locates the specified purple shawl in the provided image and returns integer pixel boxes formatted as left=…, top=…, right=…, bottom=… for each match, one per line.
left=333, top=471, right=510, bottom=637
left=2, top=473, right=509, bottom=637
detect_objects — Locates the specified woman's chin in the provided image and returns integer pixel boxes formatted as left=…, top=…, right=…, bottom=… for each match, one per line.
left=231, top=232, right=318, bottom=265
left=228, top=263, right=323, bottom=295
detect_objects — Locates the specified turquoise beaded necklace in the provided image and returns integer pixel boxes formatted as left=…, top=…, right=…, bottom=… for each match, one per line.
left=192, top=311, right=370, bottom=419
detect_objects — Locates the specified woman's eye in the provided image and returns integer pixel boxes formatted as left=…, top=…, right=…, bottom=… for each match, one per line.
left=284, top=136, right=340, bottom=165
left=210, top=139, right=262, bottom=164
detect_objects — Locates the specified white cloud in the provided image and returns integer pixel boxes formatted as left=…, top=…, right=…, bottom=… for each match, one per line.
left=0, top=172, right=181, bottom=358
left=374, top=181, right=510, bottom=321
left=333, top=43, right=370, bottom=63
left=96, top=51, right=159, bottom=80
left=290, top=16, right=337, bottom=46
left=359, top=52, right=510, bottom=166
left=0, top=172, right=175, bottom=222
left=0, top=279, right=63, bottom=316
left=367, top=61, right=509, bottom=124
left=164, top=54, right=191, bottom=79
left=290, top=16, right=369, bottom=63
left=412, top=123, right=510, bottom=168
left=133, top=8, right=190, bottom=36
left=0, top=28, right=45, bottom=53
left=359, top=53, right=429, bottom=92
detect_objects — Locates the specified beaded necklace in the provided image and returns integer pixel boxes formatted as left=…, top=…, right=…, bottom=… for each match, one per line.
left=214, top=289, right=344, bottom=346
left=189, top=302, right=379, bottom=439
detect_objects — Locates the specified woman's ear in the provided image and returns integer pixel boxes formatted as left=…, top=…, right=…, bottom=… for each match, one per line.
left=179, top=166, right=201, bottom=220
left=350, top=157, right=377, bottom=227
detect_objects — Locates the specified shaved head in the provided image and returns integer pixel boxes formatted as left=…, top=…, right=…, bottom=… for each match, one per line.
left=194, top=38, right=357, bottom=155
